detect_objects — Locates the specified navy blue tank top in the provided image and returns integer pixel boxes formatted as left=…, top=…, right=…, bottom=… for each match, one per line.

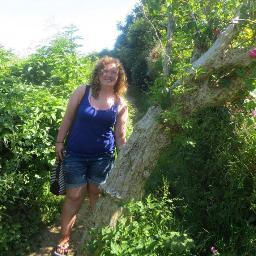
left=66, top=86, right=119, bottom=155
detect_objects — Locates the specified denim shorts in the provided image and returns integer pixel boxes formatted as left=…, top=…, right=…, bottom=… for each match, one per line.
left=62, top=152, right=115, bottom=189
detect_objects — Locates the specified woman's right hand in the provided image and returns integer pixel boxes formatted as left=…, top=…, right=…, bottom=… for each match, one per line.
left=55, top=143, right=65, bottom=161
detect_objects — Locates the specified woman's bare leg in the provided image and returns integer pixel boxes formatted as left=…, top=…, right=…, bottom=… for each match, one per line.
left=58, top=185, right=87, bottom=246
left=54, top=184, right=100, bottom=254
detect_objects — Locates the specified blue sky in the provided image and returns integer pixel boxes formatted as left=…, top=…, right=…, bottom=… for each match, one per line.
left=0, top=0, right=138, bottom=56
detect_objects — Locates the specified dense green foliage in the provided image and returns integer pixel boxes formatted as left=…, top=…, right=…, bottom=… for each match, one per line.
left=114, top=11, right=157, bottom=89
left=111, top=0, right=255, bottom=93
left=88, top=188, right=194, bottom=255
left=0, top=28, right=96, bottom=255
left=146, top=104, right=256, bottom=255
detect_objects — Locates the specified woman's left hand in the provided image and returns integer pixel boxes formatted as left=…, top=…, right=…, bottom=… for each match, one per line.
left=55, top=142, right=65, bottom=161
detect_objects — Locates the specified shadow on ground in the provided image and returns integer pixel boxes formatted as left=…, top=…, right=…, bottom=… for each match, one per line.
left=29, top=199, right=92, bottom=256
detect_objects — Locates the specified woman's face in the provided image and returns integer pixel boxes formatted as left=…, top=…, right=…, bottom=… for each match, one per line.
left=99, top=63, right=119, bottom=89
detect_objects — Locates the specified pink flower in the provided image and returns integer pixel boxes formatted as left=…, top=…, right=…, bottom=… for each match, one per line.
left=249, top=48, right=256, bottom=58
left=211, top=246, right=219, bottom=255
left=252, top=109, right=256, bottom=117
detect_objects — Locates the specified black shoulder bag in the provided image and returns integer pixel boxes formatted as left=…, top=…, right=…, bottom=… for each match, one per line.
left=50, top=160, right=65, bottom=196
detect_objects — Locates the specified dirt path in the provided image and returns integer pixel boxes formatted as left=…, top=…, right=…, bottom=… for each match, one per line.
left=29, top=199, right=92, bottom=256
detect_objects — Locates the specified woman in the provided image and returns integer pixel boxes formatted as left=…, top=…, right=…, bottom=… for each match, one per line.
left=52, top=56, right=128, bottom=256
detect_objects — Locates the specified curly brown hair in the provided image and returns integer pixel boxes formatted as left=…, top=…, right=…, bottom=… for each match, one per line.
left=90, top=56, right=128, bottom=98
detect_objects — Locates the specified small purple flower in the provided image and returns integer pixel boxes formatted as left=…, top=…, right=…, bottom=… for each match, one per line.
left=252, top=109, right=256, bottom=117
left=211, top=246, right=219, bottom=255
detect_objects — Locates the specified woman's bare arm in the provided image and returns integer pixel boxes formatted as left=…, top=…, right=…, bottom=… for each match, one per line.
left=114, top=99, right=128, bottom=152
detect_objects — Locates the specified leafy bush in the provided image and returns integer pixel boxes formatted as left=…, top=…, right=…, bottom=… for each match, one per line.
left=0, top=83, right=66, bottom=254
left=88, top=189, right=194, bottom=255
left=0, top=171, right=61, bottom=254
left=0, top=29, right=97, bottom=254
left=7, top=27, right=96, bottom=88
left=146, top=105, right=256, bottom=255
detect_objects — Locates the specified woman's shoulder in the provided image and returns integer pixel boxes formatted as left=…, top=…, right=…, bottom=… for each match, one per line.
left=72, top=84, right=86, bottom=94
left=76, top=84, right=88, bottom=93
left=71, top=85, right=88, bottom=104
left=116, top=96, right=128, bottom=113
